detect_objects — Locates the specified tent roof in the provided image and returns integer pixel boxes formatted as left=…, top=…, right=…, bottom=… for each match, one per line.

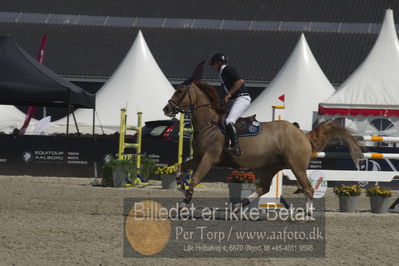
left=0, top=35, right=95, bottom=108
left=54, top=30, right=175, bottom=130
left=243, top=34, right=335, bottom=130
left=1, top=0, right=398, bottom=23
left=319, top=9, right=399, bottom=117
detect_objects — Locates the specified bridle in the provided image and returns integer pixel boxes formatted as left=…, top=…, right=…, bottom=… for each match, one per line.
left=167, top=84, right=221, bottom=133
left=168, top=86, right=211, bottom=114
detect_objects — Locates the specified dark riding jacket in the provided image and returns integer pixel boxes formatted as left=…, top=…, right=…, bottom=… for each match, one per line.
left=220, top=65, right=249, bottom=98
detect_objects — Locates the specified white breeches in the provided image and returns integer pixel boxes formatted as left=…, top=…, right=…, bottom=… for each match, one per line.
left=225, top=95, right=251, bottom=125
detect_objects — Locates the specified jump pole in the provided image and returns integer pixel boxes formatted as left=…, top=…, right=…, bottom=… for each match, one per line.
left=360, top=136, right=399, bottom=143
left=177, top=113, right=196, bottom=188
left=312, top=152, right=399, bottom=160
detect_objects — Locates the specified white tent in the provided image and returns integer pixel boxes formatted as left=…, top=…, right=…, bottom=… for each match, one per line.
left=243, top=34, right=335, bottom=131
left=52, top=30, right=175, bottom=133
left=0, top=105, right=37, bottom=134
left=319, top=9, right=399, bottom=136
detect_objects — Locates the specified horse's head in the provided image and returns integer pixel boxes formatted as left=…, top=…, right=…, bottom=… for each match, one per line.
left=163, top=85, right=195, bottom=117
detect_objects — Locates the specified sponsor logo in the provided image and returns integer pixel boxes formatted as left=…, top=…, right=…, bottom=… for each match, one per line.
left=22, top=151, right=33, bottom=163
left=248, top=126, right=257, bottom=133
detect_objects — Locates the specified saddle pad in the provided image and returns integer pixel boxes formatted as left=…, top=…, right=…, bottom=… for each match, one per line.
left=220, top=120, right=262, bottom=137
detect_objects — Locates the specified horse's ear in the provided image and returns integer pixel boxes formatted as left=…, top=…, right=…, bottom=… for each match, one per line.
left=179, top=60, right=205, bottom=87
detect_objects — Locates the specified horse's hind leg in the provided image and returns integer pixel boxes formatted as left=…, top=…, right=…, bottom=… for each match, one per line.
left=285, top=154, right=316, bottom=218
left=284, top=151, right=314, bottom=200
left=234, top=165, right=282, bottom=211
left=284, top=156, right=316, bottom=219
left=289, top=165, right=313, bottom=200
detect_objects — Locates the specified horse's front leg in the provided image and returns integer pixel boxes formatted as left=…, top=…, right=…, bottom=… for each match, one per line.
left=176, top=158, right=199, bottom=192
left=183, top=153, right=218, bottom=204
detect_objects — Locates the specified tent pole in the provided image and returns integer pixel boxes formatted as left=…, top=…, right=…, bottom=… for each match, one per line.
left=71, top=110, right=80, bottom=135
left=92, top=107, right=95, bottom=136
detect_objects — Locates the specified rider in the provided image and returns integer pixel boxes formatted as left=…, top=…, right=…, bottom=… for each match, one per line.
left=209, top=53, right=251, bottom=156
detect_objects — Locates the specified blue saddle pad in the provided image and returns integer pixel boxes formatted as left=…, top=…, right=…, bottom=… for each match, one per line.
left=220, top=120, right=262, bottom=137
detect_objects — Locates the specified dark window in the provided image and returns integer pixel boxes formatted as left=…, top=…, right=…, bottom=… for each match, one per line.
left=370, top=118, right=394, bottom=131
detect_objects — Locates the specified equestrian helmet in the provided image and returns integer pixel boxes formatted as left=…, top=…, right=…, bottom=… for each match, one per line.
left=209, top=53, right=228, bottom=65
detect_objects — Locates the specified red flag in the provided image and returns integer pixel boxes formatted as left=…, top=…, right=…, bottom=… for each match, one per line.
left=19, top=106, right=37, bottom=135
left=19, top=34, right=47, bottom=135
left=278, top=94, right=285, bottom=102
left=37, top=33, right=47, bottom=63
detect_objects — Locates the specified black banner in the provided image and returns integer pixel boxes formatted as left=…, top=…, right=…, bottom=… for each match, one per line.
left=0, top=134, right=118, bottom=177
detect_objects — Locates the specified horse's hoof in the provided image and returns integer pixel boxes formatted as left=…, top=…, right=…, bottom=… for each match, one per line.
left=179, top=201, right=187, bottom=209
left=232, top=198, right=250, bottom=213
left=232, top=203, right=241, bottom=213
left=305, top=212, right=316, bottom=222
left=241, top=198, right=250, bottom=208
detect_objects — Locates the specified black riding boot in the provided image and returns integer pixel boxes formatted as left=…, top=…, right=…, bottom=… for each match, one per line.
left=226, top=122, right=241, bottom=156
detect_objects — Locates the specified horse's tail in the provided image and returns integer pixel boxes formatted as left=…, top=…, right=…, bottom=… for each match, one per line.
left=306, top=120, right=364, bottom=166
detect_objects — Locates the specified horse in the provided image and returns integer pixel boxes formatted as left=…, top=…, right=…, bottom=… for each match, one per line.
left=163, top=82, right=363, bottom=209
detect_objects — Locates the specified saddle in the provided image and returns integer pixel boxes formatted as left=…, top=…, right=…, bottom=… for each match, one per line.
left=219, top=114, right=262, bottom=137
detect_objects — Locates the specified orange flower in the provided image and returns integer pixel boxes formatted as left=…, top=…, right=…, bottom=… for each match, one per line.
left=226, top=170, right=256, bottom=184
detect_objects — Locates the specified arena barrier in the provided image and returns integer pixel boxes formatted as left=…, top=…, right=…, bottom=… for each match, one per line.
left=300, top=136, right=399, bottom=182
left=118, top=108, right=148, bottom=186
left=285, top=135, right=399, bottom=210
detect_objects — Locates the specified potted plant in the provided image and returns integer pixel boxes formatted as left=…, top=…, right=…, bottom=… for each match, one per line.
left=155, top=163, right=178, bottom=189
left=333, top=184, right=361, bottom=212
left=102, top=157, right=137, bottom=188
left=102, top=154, right=157, bottom=188
left=227, top=170, right=256, bottom=204
left=366, top=186, right=392, bottom=213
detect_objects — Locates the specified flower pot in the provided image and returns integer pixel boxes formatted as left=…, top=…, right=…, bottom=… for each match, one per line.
left=338, top=195, right=358, bottom=212
left=369, top=196, right=390, bottom=213
left=228, top=183, right=256, bottom=204
left=161, top=174, right=176, bottom=190
left=112, top=167, right=127, bottom=188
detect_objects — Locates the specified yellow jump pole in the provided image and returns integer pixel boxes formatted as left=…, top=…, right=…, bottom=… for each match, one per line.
left=184, top=124, right=194, bottom=160
left=178, top=112, right=185, bottom=165
left=133, top=111, right=143, bottom=174
left=118, top=108, right=127, bottom=160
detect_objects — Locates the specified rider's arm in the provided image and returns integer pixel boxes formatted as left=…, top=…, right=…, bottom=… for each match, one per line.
left=224, top=79, right=244, bottom=102
left=227, top=79, right=244, bottom=96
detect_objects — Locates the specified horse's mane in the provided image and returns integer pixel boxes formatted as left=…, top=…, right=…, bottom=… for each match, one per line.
left=193, top=82, right=226, bottom=114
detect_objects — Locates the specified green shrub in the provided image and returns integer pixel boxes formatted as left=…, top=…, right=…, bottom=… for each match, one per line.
left=101, top=154, right=157, bottom=186
left=140, top=154, right=157, bottom=179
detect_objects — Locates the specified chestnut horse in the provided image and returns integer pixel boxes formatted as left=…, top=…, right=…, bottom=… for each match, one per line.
left=163, top=82, right=363, bottom=208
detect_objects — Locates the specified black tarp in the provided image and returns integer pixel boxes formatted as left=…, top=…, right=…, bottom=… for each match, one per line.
left=0, top=35, right=95, bottom=108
